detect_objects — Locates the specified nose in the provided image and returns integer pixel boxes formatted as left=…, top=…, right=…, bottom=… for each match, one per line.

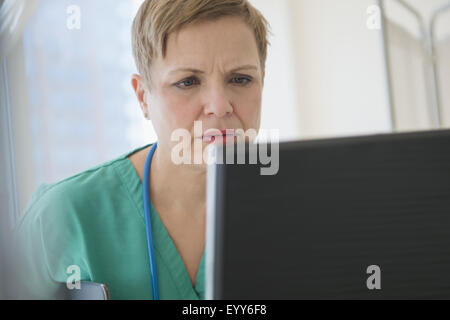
left=203, top=82, right=233, bottom=118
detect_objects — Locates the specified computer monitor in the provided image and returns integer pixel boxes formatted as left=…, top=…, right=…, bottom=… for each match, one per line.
left=205, top=129, right=450, bottom=299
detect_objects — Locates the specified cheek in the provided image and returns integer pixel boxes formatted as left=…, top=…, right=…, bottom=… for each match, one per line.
left=235, top=87, right=262, bottom=128
left=160, top=89, right=198, bottom=130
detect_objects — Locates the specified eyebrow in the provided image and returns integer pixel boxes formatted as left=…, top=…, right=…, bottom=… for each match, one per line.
left=168, top=64, right=258, bottom=75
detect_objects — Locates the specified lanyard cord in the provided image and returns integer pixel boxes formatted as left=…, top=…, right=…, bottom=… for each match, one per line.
left=143, top=142, right=159, bottom=300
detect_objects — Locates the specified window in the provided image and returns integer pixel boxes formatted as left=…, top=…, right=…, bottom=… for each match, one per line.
left=22, top=0, right=155, bottom=187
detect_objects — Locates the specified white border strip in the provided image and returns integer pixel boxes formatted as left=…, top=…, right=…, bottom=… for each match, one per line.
left=205, top=148, right=218, bottom=300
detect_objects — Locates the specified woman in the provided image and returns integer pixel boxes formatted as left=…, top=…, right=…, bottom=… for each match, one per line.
left=13, top=0, right=270, bottom=300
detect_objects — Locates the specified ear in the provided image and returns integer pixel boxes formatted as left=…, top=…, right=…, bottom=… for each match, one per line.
left=131, top=74, right=150, bottom=119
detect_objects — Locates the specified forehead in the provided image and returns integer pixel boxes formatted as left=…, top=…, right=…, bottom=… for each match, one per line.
left=159, top=16, right=260, bottom=72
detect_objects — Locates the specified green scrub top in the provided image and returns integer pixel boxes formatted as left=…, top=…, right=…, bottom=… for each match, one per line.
left=13, top=143, right=205, bottom=300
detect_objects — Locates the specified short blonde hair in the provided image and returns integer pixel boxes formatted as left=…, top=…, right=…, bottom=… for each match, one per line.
left=132, top=0, right=271, bottom=88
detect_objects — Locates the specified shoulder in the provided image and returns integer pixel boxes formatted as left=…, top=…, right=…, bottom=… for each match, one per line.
left=12, top=144, right=152, bottom=297
left=15, top=144, right=152, bottom=231
left=18, top=158, right=120, bottom=226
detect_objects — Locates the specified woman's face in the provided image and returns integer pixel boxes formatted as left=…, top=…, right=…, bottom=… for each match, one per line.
left=134, top=16, right=264, bottom=164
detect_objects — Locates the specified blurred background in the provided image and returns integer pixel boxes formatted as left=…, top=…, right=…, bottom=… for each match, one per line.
left=0, top=0, right=449, bottom=298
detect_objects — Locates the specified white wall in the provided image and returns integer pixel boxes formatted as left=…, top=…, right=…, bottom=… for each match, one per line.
left=252, top=0, right=303, bottom=142
left=253, top=0, right=392, bottom=141
left=292, top=0, right=392, bottom=138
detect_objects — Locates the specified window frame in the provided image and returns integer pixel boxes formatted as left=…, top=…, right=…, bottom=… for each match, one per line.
left=0, top=56, right=19, bottom=229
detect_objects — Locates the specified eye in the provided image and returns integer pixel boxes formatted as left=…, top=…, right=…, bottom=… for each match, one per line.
left=175, top=77, right=200, bottom=89
left=231, top=76, right=252, bottom=86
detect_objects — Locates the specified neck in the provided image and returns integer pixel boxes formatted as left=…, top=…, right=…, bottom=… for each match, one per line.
left=149, top=144, right=207, bottom=219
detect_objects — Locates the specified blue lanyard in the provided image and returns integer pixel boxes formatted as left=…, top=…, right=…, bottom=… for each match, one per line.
left=142, top=142, right=159, bottom=300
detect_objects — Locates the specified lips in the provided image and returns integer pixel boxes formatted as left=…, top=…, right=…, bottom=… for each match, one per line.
left=201, top=129, right=238, bottom=143
left=202, top=129, right=235, bottom=138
